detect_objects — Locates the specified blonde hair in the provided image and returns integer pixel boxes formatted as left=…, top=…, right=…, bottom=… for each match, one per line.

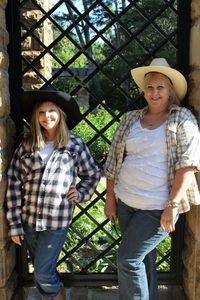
left=168, top=84, right=180, bottom=106
left=26, top=101, right=70, bottom=150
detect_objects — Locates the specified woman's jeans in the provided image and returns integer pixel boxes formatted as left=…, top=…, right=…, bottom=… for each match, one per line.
left=23, top=223, right=68, bottom=300
left=117, top=199, right=169, bottom=300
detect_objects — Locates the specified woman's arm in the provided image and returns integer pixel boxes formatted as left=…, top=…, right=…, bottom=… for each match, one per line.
left=104, top=178, right=117, bottom=223
left=161, top=166, right=195, bottom=233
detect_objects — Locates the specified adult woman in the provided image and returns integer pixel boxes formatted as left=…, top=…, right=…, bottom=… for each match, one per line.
left=6, top=90, right=100, bottom=300
left=104, top=58, right=200, bottom=300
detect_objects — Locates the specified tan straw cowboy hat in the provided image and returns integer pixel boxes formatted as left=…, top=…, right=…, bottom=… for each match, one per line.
left=131, top=58, right=187, bottom=100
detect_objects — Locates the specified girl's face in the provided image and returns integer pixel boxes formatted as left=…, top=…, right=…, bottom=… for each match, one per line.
left=38, top=101, right=60, bottom=133
left=144, top=73, right=172, bottom=111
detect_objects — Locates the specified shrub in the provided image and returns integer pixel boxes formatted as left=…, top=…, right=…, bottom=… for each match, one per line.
left=72, top=107, right=119, bottom=163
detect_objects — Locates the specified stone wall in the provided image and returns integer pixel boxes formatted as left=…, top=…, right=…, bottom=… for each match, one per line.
left=21, top=0, right=52, bottom=90
left=182, top=1, right=200, bottom=299
left=0, top=0, right=18, bottom=299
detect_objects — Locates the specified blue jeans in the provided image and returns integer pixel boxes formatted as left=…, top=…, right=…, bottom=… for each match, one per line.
left=23, top=223, right=68, bottom=300
left=117, top=200, right=169, bottom=300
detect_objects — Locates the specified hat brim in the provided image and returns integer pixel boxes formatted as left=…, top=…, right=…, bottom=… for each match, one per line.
left=20, top=90, right=82, bottom=130
left=131, top=66, right=187, bottom=100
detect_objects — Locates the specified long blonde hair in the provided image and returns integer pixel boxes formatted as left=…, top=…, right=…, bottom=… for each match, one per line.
left=26, top=101, right=70, bottom=150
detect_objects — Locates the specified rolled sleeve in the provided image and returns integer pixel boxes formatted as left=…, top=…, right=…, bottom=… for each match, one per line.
left=175, top=116, right=200, bottom=171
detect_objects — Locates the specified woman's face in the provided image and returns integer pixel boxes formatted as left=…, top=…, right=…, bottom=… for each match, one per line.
left=143, top=73, right=172, bottom=111
left=38, top=101, right=60, bottom=133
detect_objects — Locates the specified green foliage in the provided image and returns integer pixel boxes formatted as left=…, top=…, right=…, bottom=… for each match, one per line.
left=156, top=236, right=171, bottom=271
left=72, top=107, right=119, bottom=162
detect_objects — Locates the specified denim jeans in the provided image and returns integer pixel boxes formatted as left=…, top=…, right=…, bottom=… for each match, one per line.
left=23, top=223, right=68, bottom=300
left=117, top=199, right=169, bottom=300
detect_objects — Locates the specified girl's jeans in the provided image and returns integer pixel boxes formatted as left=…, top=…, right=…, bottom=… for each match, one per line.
left=23, top=223, right=68, bottom=300
left=117, top=199, right=169, bottom=300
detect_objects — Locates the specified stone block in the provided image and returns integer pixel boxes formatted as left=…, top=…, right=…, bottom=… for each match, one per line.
left=185, top=206, right=200, bottom=240
left=183, top=228, right=200, bottom=300
left=0, top=71, right=10, bottom=118
left=0, top=51, right=9, bottom=69
left=190, top=20, right=200, bottom=66
left=188, top=70, right=200, bottom=117
left=0, top=117, right=9, bottom=149
left=0, top=7, right=5, bottom=27
left=191, top=0, right=200, bottom=21
left=0, top=242, right=16, bottom=288
left=0, top=0, right=7, bottom=10
left=21, top=0, right=51, bottom=11
left=23, top=70, right=44, bottom=85
left=0, top=271, right=18, bottom=300
left=0, top=208, right=9, bottom=249
left=0, top=117, right=14, bottom=149
left=0, top=147, right=13, bottom=175
left=0, top=174, right=7, bottom=209
left=0, top=26, right=9, bottom=50
left=21, top=35, right=32, bottom=50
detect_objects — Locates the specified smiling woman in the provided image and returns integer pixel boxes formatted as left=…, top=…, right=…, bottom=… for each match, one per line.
left=104, top=58, right=200, bottom=300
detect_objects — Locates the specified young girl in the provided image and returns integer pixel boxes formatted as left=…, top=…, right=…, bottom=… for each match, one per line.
left=6, top=90, right=101, bottom=300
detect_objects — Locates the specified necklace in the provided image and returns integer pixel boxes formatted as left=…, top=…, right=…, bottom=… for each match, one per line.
left=141, top=110, right=168, bottom=129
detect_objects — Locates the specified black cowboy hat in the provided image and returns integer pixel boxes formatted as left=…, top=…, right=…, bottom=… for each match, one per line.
left=20, top=89, right=82, bottom=129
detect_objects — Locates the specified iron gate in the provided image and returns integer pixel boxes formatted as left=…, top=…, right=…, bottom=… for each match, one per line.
left=6, top=0, right=190, bottom=287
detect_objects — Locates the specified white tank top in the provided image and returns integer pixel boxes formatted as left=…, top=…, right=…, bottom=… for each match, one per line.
left=115, top=119, right=168, bottom=210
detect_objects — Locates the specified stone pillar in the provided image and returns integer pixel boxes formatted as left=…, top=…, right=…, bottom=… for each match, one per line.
left=0, top=1, right=19, bottom=300
left=182, top=1, right=200, bottom=299
left=21, top=0, right=52, bottom=90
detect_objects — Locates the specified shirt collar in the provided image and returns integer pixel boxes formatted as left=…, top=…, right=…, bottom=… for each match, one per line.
left=138, top=104, right=181, bottom=119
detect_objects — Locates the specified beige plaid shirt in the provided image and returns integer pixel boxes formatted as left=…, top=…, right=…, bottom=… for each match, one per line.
left=105, top=105, right=200, bottom=214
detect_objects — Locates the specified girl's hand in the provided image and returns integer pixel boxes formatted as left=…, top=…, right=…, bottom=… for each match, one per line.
left=67, top=186, right=79, bottom=203
left=160, top=207, right=178, bottom=233
left=11, top=235, right=24, bottom=246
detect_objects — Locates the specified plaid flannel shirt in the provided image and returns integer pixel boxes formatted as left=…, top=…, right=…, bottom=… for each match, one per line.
left=104, top=105, right=200, bottom=214
left=7, top=135, right=100, bottom=236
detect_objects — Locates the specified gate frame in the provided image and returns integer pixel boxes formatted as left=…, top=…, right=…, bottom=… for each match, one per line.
left=5, top=0, right=191, bottom=287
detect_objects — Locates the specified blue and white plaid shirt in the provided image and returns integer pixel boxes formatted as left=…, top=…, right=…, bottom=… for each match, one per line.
left=7, top=135, right=100, bottom=236
left=105, top=105, right=200, bottom=214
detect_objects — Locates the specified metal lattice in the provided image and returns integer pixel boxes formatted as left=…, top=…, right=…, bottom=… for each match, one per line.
left=6, top=0, right=190, bottom=286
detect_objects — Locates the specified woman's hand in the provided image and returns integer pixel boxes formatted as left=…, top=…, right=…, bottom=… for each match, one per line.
left=11, top=235, right=24, bottom=246
left=67, top=186, right=79, bottom=203
left=160, top=207, right=178, bottom=233
left=105, top=178, right=117, bottom=223
left=104, top=194, right=117, bottom=224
